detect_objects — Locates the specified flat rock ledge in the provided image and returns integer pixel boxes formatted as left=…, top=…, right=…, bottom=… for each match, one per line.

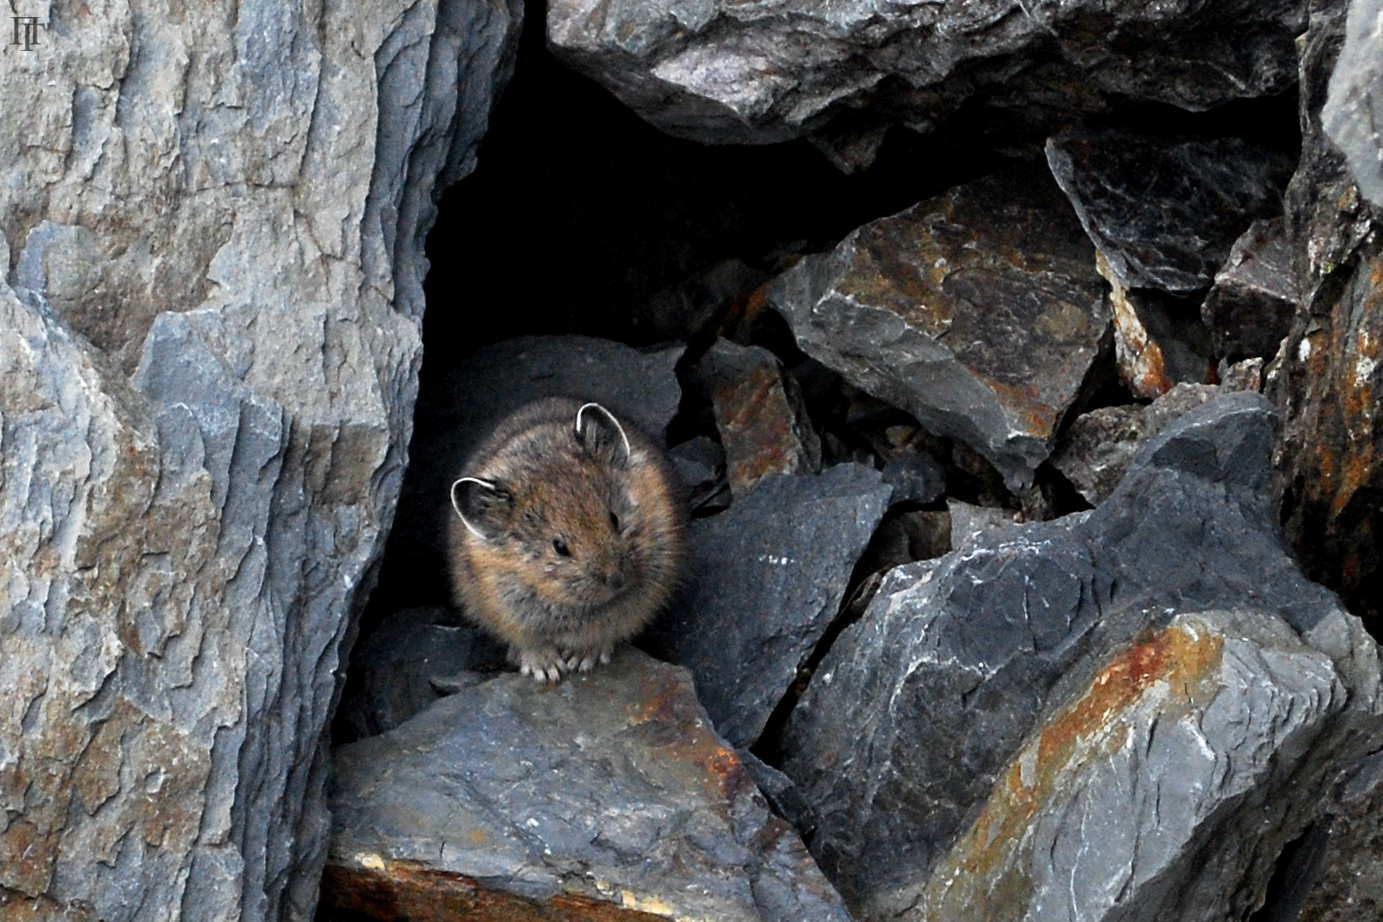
left=325, top=649, right=851, bottom=922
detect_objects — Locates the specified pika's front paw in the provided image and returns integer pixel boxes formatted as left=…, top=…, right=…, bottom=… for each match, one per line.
left=563, top=645, right=613, bottom=674
left=513, top=646, right=566, bottom=683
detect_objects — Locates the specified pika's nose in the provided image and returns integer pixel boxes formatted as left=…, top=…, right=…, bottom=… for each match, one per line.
left=601, top=570, right=625, bottom=591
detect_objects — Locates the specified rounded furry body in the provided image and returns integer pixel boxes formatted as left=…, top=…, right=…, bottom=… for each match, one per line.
left=447, top=397, right=685, bottom=681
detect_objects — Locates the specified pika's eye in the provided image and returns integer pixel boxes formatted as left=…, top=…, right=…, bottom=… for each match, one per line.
left=609, top=511, right=620, bottom=531
left=552, top=537, right=571, bottom=557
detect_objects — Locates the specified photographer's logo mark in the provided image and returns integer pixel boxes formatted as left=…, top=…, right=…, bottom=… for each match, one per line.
left=11, top=15, right=44, bottom=51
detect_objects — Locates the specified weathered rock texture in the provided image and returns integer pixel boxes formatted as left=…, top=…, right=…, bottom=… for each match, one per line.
left=0, top=0, right=521, bottom=919
left=781, top=392, right=1383, bottom=921
left=546, top=0, right=1305, bottom=157
left=326, top=649, right=853, bottom=922
left=1201, top=217, right=1300, bottom=364
left=1323, top=0, right=1383, bottom=207
left=768, top=164, right=1110, bottom=491
left=641, top=464, right=891, bottom=748
left=1271, top=0, right=1383, bottom=636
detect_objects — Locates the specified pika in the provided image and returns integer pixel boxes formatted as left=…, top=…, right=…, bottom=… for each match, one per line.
left=447, top=397, right=685, bottom=682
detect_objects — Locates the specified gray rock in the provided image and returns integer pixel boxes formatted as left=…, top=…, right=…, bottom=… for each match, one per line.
left=1323, top=0, right=1383, bottom=207
left=879, top=448, right=946, bottom=506
left=1298, top=752, right=1383, bottom=922
left=1271, top=0, right=1383, bottom=635
left=781, top=392, right=1383, bottom=921
left=945, top=499, right=1019, bottom=548
left=768, top=164, right=1111, bottom=491
left=334, top=607, right=504, bottom=741
left=641, top=464, right=891, bottom=748
left=0, top=0, right=521, bottom=918
left=1046, top=130, right=1297, bottom=293
left=326, top=648, right=853, bottom=922
left=1202, top=217, right=1300, bottom=363
left=1049, top=382, right=1223, bottom=505
left=546, top=0, right=1304, bottom=156
left=380, top=334, right=685, bottom=610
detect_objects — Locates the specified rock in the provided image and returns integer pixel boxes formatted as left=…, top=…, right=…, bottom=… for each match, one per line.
left=1045, top=130, right=1297, bottom=294
left=546, top=0, right=1304, bottom=155
left=855, top=509, right=953, bottom=578
left=0, top=0, right=521, bottom=918
left=780, top=392, right=1383, bottom=921
left=641, top=464, right=891, bottom=748
left=1049, top=382, right=1223, bottom=505
left=1201, top=218, right=1301, bottom=364
left=375, top=335, right=685, bottom=612
left=945, top=499, right=1018, bottom=548
left=668, top=435, right=730, bottom=513
left=768, top=164, right=1111, bottom=492
left=1323, top=0, right=1383, bottom=207
left=879, top=448, right=946, bottom=506
left=325, top=649, right=853, bottom=922
left=1101, top=257, right=1215, bottom=398
left=638, top=258, right=773, bottom=342
left=1271, top=0, right=1383, bottom=635
left=692, top=339, right=822, bottom=497
left=334, top=608, right=504, bottom=742
left=1298, top=753, right=1383, bottom=922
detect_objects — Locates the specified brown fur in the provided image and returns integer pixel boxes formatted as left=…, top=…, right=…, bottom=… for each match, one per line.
left=447, top=397, right=685, bottom=681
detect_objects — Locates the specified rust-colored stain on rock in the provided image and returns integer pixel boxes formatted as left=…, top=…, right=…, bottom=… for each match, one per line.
left=321, top=860, right=671, bottom=922
left=921, top=622, right=1225, bottom=920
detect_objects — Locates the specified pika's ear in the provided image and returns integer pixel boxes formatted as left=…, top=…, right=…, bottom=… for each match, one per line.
left=574, top=402, right=631, bottom=465
left=450, top=477, right=511, bottom=540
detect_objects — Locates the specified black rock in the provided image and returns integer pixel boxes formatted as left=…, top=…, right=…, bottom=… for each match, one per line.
left=641, top=463, right=892, bottom=748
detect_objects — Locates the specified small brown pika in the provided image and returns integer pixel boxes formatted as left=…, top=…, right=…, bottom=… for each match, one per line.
left=447, top=397, right=685, bottom=682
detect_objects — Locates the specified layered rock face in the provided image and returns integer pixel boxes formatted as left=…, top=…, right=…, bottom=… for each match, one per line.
left=0, top=1, right=521, bottom=920
left=546, top=0, right=1305, bottom=162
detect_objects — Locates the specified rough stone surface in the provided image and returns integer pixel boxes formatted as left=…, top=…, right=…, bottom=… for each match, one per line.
left=376, top=335, right=685, bottom=611
left=546, top=0, right=1305, bottom=155
left=1271, top=0, right=1383, bottom=635
left=1202, top=217, right=1301, bottom=364
left=641, top=464, right=891, bottom=748
left=1323, top=0, right=1383, bottom=207
left=693, top=339, right=821, bottom=497
left=326, top=649, right=853, bottom=922
left=781, top=392, right=1383, bottom=921
left=1101, top=256, right=1215, bottom=398
left=0, top=1, right=521, bottom=919
left=1049, top=382, right=1223, bottom=505
left=334, top=607, right=504, bottom=742
left=768, top=164, right=1111, bottom=491
left=1298, top=752, right=1383, bottom=922
left=1046, top=130, right=1296, bottom=293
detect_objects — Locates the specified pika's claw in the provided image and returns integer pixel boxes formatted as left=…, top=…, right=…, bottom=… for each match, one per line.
left=564, top=645, right=614, bottom=673
left=515, top=647, right=566, bottom=683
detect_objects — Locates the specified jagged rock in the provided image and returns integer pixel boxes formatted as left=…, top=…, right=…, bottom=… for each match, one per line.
left=692, top=339, right=821, bottom=497
left=546, top=0, right=1304, bottom=157
left=375, top=335, right=685, bottom=611
left=641, top=464, right=891, bottom=748
left=1201, top=218, right=1300, bottom=364
left=768, top=164, right=1111, bottom=491
left=781, top=392, right=1383, bottom=921
left=1049, top=382, right=1222, bottom=505
left=325, top=649, right=853, bottom=922
left=945, top=499, right=1018, bottom=548
left=334, top=608, right=504, bottom=742
left=0, top=0, right=521, bottom=918
left=1046, top=130, right=1297, bottom=294
left=1271, top=0, right=1383, bottom=635
left=1323, top=0, right=1383, bottom=207
left=669, top=435, right=730, bottom=513
left=879, top=446, right=946, bottom=506
left=1098, top=253, right=1215, bottom=398
left=1298, top=752, right=1383, bottom=922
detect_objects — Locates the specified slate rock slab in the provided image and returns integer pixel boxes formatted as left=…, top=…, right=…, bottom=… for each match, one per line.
left=780, top=392, right=1383, bottom=921
left=326, top=649, right=853, bottom=922
left=1201, top=217, right=1300, bottom=364
left=1046, top=130, right=1297, bottom=293
left=0, top=0, right=521, bottom=917
left=377, top=335, right=685, bottom=610
left=768, top=164, right=1111, bottom=491
left=692, top=339, right=822, bottom=497
left=546, top=0, right=1304, bottom=156
left=1323, top=0, right=1383, bottom=207
left=641, top=463, right=892, bottom=748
